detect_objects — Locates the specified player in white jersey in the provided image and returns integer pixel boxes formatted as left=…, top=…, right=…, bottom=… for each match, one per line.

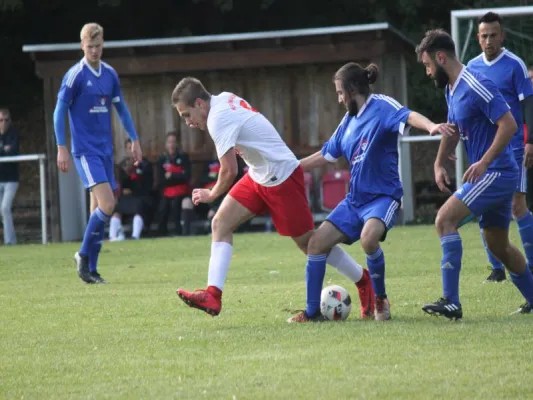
left=172, top=77, right=375, bottom=318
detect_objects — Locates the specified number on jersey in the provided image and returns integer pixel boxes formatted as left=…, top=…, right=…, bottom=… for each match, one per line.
left=229, top=94, right=258, bottom=113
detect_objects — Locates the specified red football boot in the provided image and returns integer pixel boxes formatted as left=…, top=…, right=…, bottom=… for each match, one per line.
left=356, top=269, right=375, bottom=319
left=176, top=286, right=222, bottom=316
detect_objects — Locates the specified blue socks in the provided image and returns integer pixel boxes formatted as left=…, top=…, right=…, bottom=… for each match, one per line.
left=440, top=233, right=463, bottom=306
left=89, top=223, right=105, bottom=273
left=305, top=254, right=327, bottom=317
left=480, top=229, right=504, bottom=271
left=517, top=212, right=533, bottom=269
left=509, top=268, right=533, bottom=305
left=80, top=208, right=110, bottom=273
left=367, top=247, right=386, bottom=297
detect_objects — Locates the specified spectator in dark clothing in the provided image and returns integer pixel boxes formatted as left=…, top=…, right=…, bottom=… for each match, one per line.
left=156, top=132, right=193, bottom=236
left=109, top=139, right=155, bottom=240
left=0, top=108, right=19, bottom=245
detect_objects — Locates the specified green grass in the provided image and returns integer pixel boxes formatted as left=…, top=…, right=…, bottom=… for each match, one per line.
left=1, top=223, right=533, bottom=399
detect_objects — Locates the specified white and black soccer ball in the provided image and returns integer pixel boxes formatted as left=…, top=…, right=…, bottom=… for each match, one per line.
left=320, top=285, right=352, bottom=321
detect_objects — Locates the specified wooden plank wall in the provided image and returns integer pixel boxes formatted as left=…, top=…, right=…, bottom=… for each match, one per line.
left=110, top=63, right=357, bottom=164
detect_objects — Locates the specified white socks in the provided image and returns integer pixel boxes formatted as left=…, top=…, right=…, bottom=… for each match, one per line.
left=109, top=216, right=122, bottom=240
left=132, top=215, right=144, bottom=239
left=326, top=244, right=363, bottom=283
left=207, top=242, right=233, bottom=291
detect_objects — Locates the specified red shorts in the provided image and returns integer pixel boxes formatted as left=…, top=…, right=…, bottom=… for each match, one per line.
left=229, top=166, right=315, bottom=237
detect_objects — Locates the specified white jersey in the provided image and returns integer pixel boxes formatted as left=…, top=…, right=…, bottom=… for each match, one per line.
left=207, top=92, right=299, bottom=186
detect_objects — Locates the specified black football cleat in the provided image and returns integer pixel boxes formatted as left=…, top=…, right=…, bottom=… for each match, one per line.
left=422, top=297, right=463, bottom=321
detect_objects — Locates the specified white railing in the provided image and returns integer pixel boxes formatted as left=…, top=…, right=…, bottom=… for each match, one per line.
left=0, top=154, right=47, bottom=244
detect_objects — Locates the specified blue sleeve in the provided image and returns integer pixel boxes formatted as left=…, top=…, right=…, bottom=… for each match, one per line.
left=511, top=58, right=533, bottom=101
left=110, top=70, right=138, bottom=141
left=385, top=102, right=411, bottom=134
left=114, top=101, right=138, bottom=141
left=57, top=67, right=81, bottom=105
left=475, top=78, right=511, bottom=124
left=53, top=99, right=69, bottom=147
left=321, top=114, right=348, bottom=161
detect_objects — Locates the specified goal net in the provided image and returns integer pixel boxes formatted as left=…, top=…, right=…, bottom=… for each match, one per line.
left=453, top=5, right=533, bottom=66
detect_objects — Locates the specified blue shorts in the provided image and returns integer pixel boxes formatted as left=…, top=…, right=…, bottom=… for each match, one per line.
left=326, top=195, right=400, bottom=245
left=514, top=149, right=527, bottom=193
left=454, top=170, right=517, bottom=229
left=73, top=154, right=117, bottom=191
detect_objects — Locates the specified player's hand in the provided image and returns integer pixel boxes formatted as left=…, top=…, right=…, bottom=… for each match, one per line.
left=122, top=188, right=132, bottom=195
left=192, top=188, right=214, bottom=205
left=57, top=146, right=70, bottom=173
left=463, top=160, right=488, bottom=184
left=525, top=143, right=533, bottom=168
left=434, top=165, right=451, bottom=194
left=130, top=140, right=143, bottom=165
left=429, top=123, right=456, bottom=137
left=165, top=172, right=171, bottom=179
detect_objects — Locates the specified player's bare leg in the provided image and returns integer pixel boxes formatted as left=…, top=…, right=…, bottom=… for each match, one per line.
left=483, top=226, right=533, bottom=314
left=177, top=195, right=254, bottom=316
left=360, top=218, right=390, bottom=321
left=288, top=221, right=374, bottom=322
left=74, top=183, right=115, bottom=284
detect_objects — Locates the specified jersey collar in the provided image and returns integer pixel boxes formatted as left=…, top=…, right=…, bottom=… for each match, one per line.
left=82, top=58, right=102, bottom=78
left=482, top=48, right=506, bottom=66
left=448, top=65, right=466, bottom=96
left=356, top=94, right=374, bottom=118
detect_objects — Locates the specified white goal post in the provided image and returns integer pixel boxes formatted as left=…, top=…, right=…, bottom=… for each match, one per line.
left=450, top=5, right=533, bottom=190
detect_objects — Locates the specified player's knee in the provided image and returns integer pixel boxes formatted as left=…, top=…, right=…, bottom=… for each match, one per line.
left=98, top=198, right=116, bottom=216
left=360, top=233, right=379, bottom=254
left=211, top=213, right=230, bottom=236
left=182, top=197, right=193, bottom=210
left=307, top=234, right=328, bottom=255
left=435, top=211, right=455, bottom=236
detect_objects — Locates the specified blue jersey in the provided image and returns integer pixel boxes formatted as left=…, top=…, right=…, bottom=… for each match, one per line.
left=58, top=59, right=122, bottom=157
left=445, top=67, right=517, bottom=172
left=321, top=94, right=411, bottom=206
left=467, top=49, right=533, bottom=150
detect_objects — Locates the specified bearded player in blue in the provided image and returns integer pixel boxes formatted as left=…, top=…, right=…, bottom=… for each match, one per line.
left=288, top=61, right=454, bottom=322
left=53, top=23, right=142, bottom=284
left=467, top=12, right=533, bottom=283
left=417, top=28, right=533, bottom=319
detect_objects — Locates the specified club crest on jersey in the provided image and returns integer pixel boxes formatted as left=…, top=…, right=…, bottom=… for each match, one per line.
left=352, top=139, right=369, bottom=165
left=458, top=125, right=469, bottom=141
left=89, top=97, right=109, bottom=114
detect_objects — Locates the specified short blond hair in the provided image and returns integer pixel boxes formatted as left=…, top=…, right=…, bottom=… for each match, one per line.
left=80, top=23, right=104, bottom=41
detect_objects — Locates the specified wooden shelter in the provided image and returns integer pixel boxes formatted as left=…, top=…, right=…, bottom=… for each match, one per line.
left=23, top=23, right=415, bottom=242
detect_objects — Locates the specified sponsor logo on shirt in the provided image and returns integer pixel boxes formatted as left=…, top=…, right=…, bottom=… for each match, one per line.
left=89, top=97, right=109, bottom=114
left=352, top=139, right=369, bottom=164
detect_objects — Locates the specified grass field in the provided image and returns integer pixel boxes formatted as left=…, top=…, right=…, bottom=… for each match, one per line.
left=2, top=222, right=533, bottom=399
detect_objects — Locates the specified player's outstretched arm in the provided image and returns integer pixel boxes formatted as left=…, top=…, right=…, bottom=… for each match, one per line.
left=299, top=151, right=330, bottom=172
left=53, top=99, right=70, bottom=173
left=192, top=148, right=238, bottom=205
left=407, top=111, right=456, bottom=137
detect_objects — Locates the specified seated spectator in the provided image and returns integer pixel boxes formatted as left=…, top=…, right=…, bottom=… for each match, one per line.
left=109, top=139, right=154, bottom=240
left=156, top=132, right=193, bottom=236
left=0, top=108, right=19, bottom=245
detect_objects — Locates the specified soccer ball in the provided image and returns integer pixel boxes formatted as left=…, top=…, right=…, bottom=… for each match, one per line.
left=320, top=285, right=352, bottom=321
